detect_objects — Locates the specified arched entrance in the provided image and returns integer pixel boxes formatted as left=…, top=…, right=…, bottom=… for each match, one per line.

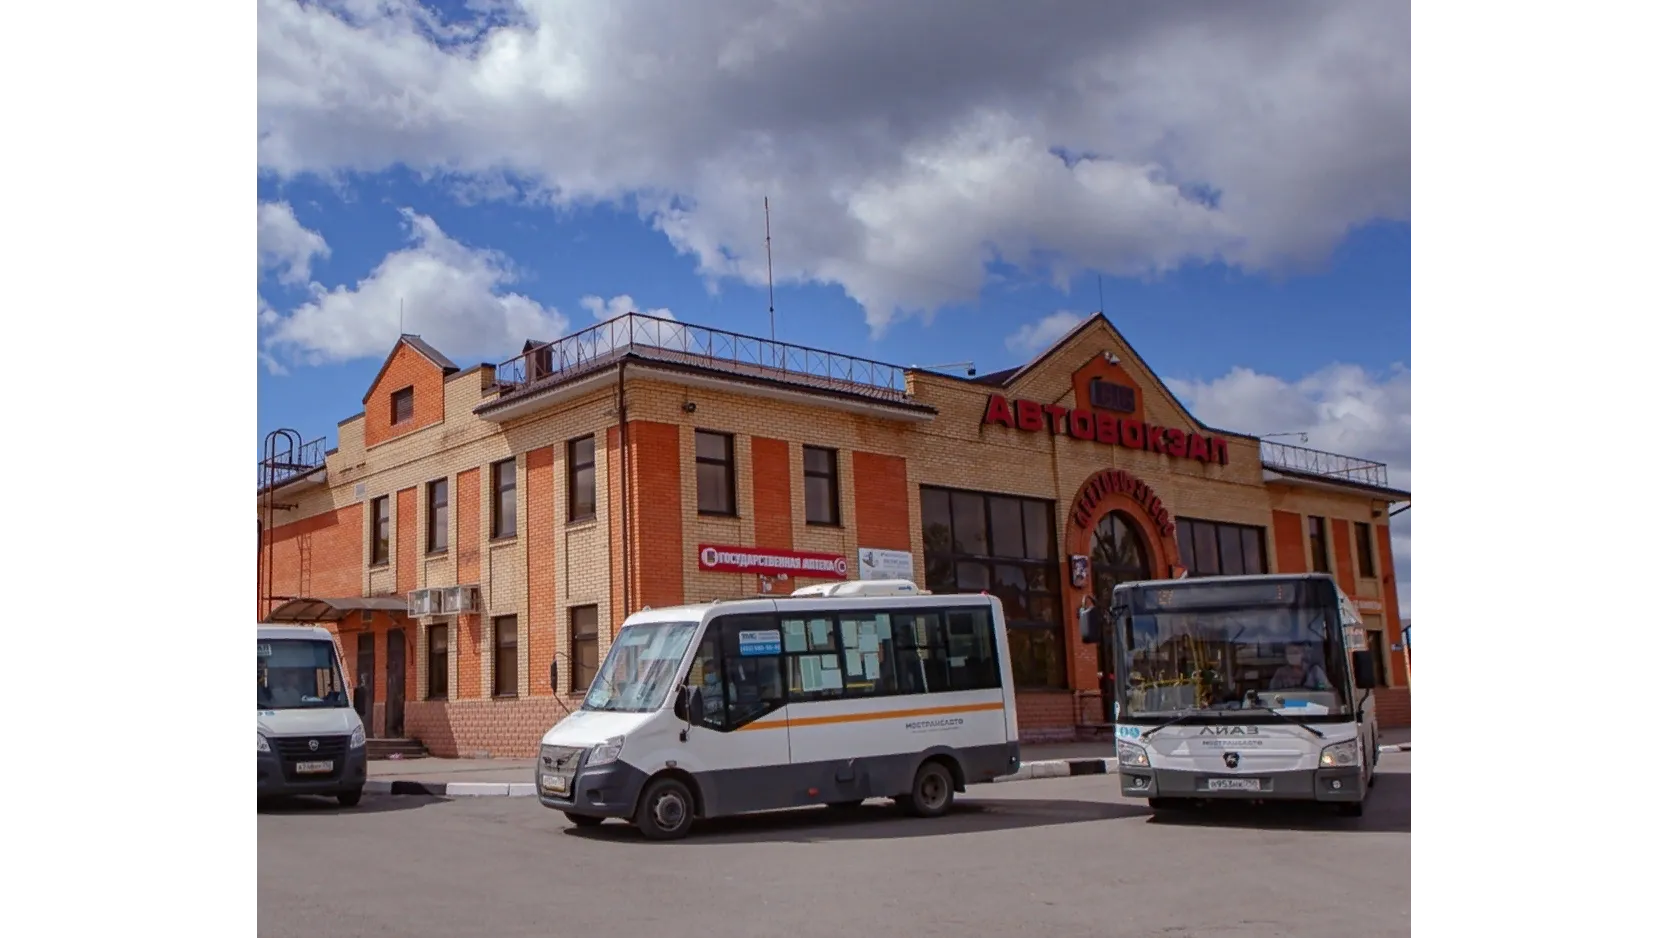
left=1063, top=468, right=1184, bottom=727
left=1088, top=512, right=1152, bottom=722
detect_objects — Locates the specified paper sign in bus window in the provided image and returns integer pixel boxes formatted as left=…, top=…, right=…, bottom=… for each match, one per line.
left=738, top=629, right=782, bottom=656
left=784, top=620, right=809, bottom=653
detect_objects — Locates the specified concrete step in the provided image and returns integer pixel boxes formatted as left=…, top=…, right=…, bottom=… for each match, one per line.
left=367, top=738, right=429, bottom=761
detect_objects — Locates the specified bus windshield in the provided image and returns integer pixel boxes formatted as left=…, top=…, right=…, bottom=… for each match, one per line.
left=258, top=639, right=349, bottom=711
left=582, top=620, right=700, bottom=713
left=1118, top=594, right=1350, bottom=719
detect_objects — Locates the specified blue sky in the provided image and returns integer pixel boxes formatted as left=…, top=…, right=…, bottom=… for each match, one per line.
left=255, top=0, right=1410, bottom=608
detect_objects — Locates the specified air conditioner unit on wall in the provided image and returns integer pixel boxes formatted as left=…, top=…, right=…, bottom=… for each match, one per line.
left=441, top=585, right=481, bottom=615
left=406, top=588, right=441, bottom=618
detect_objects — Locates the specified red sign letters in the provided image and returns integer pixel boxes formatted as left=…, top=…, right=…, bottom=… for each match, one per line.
left=696, top=544, right=849, bottom=581
left=981, top=393, right=1228, bottom=466
left=1071, top=469, right=1176, bottom=538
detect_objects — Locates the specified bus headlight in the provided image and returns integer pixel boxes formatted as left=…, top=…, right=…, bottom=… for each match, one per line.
left=349, top=726, right=366, bottom=749
left=258, top=733, right=271, bottom=753
left=1319, top=740, right=1360, bottom=768
left=1116, top=740, right=1150, bottom=768
left=588, top=736, right=625, bottom=767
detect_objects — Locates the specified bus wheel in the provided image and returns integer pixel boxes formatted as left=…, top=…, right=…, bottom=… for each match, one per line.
left=564, top=812, right=604, bottom=828
left=904, top=761, right=955, bottom=818
left=336, top=788, right=363, bottom=808
left=1147, top=797, right=1187, bottom=812
left=1337, top=800, right=1365, bottom=818
left=635, top=777, right=696, bottom=841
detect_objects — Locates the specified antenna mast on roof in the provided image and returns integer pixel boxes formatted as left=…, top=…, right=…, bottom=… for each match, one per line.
left=1097, top=275, right=1105, bottom=315
left=399, top=298, right=404, bottom=336
left=764, top=197, right=777, bottom=344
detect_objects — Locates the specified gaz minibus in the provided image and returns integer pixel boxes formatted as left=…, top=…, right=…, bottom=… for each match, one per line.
left=535, top=580, right=1020, bottom=840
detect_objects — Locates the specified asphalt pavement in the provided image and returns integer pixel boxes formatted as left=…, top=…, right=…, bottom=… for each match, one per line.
left=259, top=752, right=1411, bottom=938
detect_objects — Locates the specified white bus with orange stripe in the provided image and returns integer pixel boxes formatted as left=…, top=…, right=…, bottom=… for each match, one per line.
left=534, top=580, right=1020, bottom=840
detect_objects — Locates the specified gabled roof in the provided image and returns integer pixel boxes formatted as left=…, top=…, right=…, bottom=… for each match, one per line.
left=360, top=334, right=461, bottom=404
left=958, top=312, right=1252, bottom=441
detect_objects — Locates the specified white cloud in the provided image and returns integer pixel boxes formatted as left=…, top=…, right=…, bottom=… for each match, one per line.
left=257, top=201, right=330, bottom=286
left=257, top=0, right=1409, bottom=335
left=1167, top=363, right=1412, bottom=616
left=1005, top=311, right=1085, bottom=355
left=262, top=208, right=568, bottom=367
left=580, top=294, right=674, bottom=322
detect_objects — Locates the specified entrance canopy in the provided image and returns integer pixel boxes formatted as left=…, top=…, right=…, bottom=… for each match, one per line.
left=264, top=596, right=407, bottom=624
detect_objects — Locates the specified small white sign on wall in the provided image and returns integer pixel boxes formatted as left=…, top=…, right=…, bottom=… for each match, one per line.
left=857, top=548, right=914, bottom=582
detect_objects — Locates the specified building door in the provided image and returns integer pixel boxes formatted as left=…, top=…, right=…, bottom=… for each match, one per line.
left=1091, top=511, right=1151, bottom=722
left=355, top=632, right=376, bottom=724
left=386, top=628, right=406, bottom=739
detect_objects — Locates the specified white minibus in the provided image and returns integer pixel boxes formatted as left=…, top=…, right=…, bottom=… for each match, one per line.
left=535, top=581, right=1020, bottom=840
left=257, top=624, right=368, bottom=806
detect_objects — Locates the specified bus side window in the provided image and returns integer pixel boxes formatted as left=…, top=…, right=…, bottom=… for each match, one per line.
left=892, top=612, right=950, bottom=694
left=718, top=614, right=786, bottom=728
left=834, top=612, right=895, bottom=697
left=944, top=607, right=1000, bottom=691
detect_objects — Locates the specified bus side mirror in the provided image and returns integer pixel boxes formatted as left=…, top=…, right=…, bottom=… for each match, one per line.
left=1078, top=607, right=1104, bottom=644
left=673, top=685, right=692, bottom=722
left=1351, top=650, right=1379, bottom=689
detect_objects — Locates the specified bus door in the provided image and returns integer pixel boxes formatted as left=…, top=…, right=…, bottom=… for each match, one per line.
left=684, top=613, right=793, bottom=815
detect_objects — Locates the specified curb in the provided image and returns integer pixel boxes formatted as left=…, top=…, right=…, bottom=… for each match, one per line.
left=367, top=744, right=1410, bottom=798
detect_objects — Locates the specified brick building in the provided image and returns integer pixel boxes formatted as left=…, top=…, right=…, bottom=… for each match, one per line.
left=256, top=313, right=1411, bottom=756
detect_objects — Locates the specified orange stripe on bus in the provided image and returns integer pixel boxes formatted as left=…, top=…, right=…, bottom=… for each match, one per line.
left=735, top=701, right=1005, bottom=732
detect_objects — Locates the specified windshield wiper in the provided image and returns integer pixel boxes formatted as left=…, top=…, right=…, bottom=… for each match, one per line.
left=1139, top=707, right=1214, bottom=740
left=1239, top=699, right=1323, bottom=737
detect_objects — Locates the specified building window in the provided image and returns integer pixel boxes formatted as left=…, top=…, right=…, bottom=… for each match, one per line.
left=1366, top=629, right=1388, bottom=686
left=426, top=624, right=449, bottom=700
left=370, top=496, right=390, bottom=566
left=570, top=605, right=599, bottom=693
left=803, top=445, right=840, bottom=526
left=1308, top=516, right=1330, bottom=573
left=920, top=485, right=1063, bottom=689
left=391, top=386, right=414, bottom=425
left=493, top=615, right=519, bottom=698
left=567, top=436, right=596, bottom=523
left=1175, top=518, right=1268, bottom=577
left=425, top=478, right=448, bottom=553
left=695, top=430, right=736, bottom=516
left=491, top=458, right=517, bottom=539
left=1354, top=522, right=1376, bottom=579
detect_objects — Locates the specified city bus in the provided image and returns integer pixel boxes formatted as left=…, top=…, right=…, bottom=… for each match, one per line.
left=534, top=580, right=1020, bottom=840
left=1084, top=573, right=1382, bottom=817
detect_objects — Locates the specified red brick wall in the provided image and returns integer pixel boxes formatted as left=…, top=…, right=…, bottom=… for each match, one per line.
left=526, top=446, right=556, bottom=697
left=259, top=504, right=362, bottom=619
left=363, top=343, right=446, bottom=449
left=751, top=437, right=796, bottom=594
left=1377, top=687, right=1410, bottom=729
left=405, top=698, right=575, bottom=758
left=395, top=487, right=417, bottom=595
left=628, top=421, right=684, bottom=610
left=1271, top=510, right=1306, bottom=574
left=1375, top=524, right=1409, bottom=688
left=852, top=450, right=911, bottom=551
left=1016, top=691, right=1077, bottom=742
left=1330, top=517, right=1357, bottom=596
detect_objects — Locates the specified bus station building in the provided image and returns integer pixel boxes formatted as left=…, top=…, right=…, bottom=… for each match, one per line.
left=257, top=312, right=1411, bottom=757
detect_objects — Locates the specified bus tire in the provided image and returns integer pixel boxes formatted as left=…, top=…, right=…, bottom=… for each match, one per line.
left=634, top=776, right=696, bottom=841
left=1337, top=800, right=1365, bottom=818
left=336, top=788, right=363, bottom=808
left=904, top=760, right=955, bottom=818
left=1147, top=797, right=1187, bottom=812
left=564, top=812, right=604, bottom=828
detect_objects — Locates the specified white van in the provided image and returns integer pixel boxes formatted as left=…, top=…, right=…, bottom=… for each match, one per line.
left=257, top=624, right=368, bottom=806
left=535, top=581, right=1021, bottom=840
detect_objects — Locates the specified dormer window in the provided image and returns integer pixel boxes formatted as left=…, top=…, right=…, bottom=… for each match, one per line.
left=391, top=386, right=414, bottom=425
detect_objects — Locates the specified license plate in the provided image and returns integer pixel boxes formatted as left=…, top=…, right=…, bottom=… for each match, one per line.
left=295, top=760, right=333, bottom=774
left=1207, top=778, right=1260, bottom=792
left=542, top=774, right=569, bottom=794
